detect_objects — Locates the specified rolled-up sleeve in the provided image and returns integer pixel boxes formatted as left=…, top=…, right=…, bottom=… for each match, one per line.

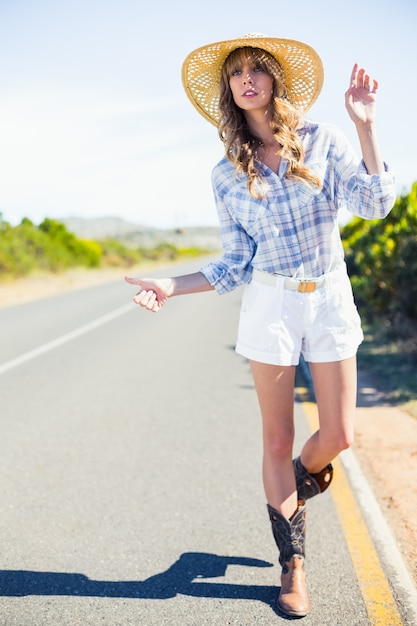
left=345, top=161, right=396, bottom=219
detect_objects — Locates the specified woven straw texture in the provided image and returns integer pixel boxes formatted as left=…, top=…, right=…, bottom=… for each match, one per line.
left=182, top=34, right=324, bottom=126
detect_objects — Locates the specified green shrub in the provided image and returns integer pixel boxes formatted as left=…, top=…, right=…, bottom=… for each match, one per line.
left=342, top=182, right=417, bottom=322
left=100, top=238, right=142, bottom=267
left=39, top=218, right=102, bottom=270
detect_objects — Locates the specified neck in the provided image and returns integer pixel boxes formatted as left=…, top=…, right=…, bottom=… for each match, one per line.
left=244, top=109, right=274, bottom=144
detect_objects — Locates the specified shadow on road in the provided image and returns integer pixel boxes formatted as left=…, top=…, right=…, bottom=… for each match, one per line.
left=0, top=552, right=276, bottom=605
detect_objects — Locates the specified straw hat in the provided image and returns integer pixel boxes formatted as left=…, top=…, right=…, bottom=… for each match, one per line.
left=182, top=33, right=324, bottom=126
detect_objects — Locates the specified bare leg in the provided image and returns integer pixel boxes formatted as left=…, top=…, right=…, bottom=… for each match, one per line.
left=300, top=356, right=357, bottom=473
left=250, top=361, right=297, bottom=519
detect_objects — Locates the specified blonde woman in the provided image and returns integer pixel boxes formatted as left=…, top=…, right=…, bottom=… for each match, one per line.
left=126, top=34, right=395, bottom=618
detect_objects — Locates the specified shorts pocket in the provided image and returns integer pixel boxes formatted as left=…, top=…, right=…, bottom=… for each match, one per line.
left=240, top=280, right=261, bottom=313
left=325, top=276, right=362, bottom=332
left=238, top=279, right=285, bottom=352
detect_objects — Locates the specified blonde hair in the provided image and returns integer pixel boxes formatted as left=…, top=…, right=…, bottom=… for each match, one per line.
left=218, top=47, right=322, bottom=197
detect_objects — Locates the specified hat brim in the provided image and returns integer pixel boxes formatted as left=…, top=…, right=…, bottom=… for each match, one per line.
left=182, top=34, right=324, bottom=126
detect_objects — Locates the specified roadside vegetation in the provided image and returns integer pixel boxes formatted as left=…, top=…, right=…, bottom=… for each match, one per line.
left=0, top=216, right=213, bottom=282
left=341, top=182, right=417, bottom=415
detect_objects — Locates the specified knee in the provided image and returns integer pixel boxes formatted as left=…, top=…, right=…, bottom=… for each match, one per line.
left=337, top=433, right=354, bottom=453
left=264, top=431, right=294, bottom=460
left=326, top=430, right=354, bottom=456
left=339, top=421, right=355, bottom=451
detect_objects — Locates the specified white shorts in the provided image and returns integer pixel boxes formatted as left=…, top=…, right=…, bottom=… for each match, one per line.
left=235, top=266, right=363, bottom=366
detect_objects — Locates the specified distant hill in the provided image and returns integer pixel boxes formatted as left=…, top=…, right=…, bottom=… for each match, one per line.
left=61, top=216, right=222, bottom=250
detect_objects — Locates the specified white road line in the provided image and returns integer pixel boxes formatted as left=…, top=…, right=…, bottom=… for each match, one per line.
left=0, top=303, right=133, bottom=375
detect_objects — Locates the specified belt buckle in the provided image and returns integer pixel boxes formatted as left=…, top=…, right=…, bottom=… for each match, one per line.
left=298, top=281, right=316, bottom=293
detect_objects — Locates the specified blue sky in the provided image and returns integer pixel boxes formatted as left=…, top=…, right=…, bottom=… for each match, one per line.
left=0, top=0, right=416, bottom=228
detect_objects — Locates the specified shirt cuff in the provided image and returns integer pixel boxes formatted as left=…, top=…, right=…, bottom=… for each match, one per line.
left=357, top=161, right=396, bottom=197
left=200, top=260, right=252, bottom=295
left=199, top=262, right=230, bottom=295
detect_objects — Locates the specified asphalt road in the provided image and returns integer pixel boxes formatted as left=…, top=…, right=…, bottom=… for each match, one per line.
left=0, top=258, right=416, bottom=626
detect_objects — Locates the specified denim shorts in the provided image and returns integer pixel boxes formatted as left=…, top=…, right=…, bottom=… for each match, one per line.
left=235, top=266, right=364, bottom=366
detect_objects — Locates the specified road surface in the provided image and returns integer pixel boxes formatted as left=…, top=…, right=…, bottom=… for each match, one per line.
left=0, top=258, right=416, bottom=625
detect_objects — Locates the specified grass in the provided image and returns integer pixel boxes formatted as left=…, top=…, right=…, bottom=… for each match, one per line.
left=357, top=316, right=417, bottom=418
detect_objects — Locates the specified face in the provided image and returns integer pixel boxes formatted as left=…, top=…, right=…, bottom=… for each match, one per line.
left=228, top=55, right=274, bottom=116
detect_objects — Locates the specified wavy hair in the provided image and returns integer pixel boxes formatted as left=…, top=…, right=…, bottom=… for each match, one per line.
left=218, top=47, right=322, bottom=197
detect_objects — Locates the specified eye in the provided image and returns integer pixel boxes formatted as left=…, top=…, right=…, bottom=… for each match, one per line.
left=254, top=65, right=265, bottom=72
left=231, top=69, right=242, bottom=76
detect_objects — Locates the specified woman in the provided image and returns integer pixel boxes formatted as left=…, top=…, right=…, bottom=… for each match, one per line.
left=125, top=34, right=395, bottom=617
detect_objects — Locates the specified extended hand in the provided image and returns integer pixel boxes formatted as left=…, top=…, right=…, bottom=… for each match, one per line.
left=345, top=63, right=378, bottom=125
left=124, top=276, right=173, bottom=312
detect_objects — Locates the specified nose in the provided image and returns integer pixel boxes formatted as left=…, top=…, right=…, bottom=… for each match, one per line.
left=243, top=71, right=253, bottom=85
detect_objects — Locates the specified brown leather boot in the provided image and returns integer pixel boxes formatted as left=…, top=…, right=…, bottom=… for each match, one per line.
left=279, top=555, right=310, bottom=617
left=293, top=456, right=333, bottom=502
left=267, top=503, right=310, bottom=617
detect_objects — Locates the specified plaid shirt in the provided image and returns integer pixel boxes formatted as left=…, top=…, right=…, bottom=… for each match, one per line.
left=200, top=120, right=396, bottom=295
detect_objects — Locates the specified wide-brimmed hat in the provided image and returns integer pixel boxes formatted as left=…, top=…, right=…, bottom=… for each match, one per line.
left=182, top=33, right=324, bottom=126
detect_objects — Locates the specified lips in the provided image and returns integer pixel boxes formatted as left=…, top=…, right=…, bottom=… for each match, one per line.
left=243, top=88, right=257, bottom=97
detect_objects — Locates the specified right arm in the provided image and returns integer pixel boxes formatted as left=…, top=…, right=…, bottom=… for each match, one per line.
left=124, top=272, right=214, bottom=313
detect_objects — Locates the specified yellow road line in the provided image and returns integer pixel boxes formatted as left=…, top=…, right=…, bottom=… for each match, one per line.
left=302, top=400, right=403, bottom=626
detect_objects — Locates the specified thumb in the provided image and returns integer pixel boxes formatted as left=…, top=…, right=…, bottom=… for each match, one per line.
left=124, top=276, right=141, bottom=285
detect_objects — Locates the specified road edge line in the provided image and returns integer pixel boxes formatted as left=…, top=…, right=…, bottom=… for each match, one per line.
left=339, top=445, right=417, bottom=624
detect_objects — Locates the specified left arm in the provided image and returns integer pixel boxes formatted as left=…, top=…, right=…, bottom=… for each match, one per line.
left=345, top=63, right=385, bottom=175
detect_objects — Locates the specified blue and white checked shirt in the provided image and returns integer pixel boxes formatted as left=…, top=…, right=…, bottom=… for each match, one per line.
left=200, top=120, right=396, bottom=295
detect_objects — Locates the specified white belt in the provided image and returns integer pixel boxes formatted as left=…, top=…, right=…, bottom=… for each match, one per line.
left=252, top=267, right=346, bottom=293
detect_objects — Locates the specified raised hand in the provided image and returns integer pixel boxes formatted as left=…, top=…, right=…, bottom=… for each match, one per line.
left=345, top=63, right=378, bottom=125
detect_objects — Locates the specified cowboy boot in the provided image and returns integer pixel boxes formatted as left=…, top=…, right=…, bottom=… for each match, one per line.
left=293, top=456, right=333, bottom=502
left=267, top=502, right=310, bottom=617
